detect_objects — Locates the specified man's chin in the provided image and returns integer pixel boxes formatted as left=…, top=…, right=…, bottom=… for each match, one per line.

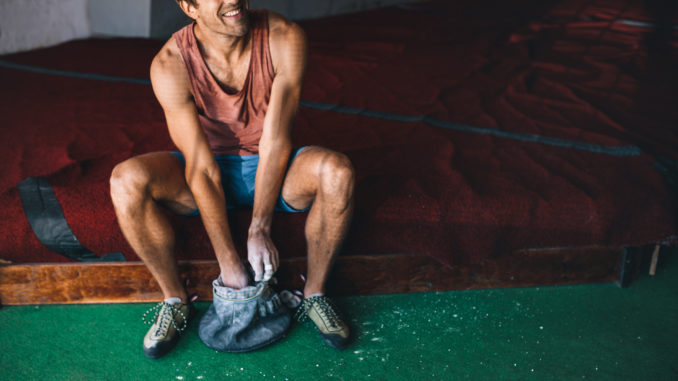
left=225, top=24, right=249, bottom=38
left=233, top=26, right=250, bottom=37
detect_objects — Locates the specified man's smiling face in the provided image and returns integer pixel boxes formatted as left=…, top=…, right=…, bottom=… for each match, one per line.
left=184, top=0, right=251, bottom=37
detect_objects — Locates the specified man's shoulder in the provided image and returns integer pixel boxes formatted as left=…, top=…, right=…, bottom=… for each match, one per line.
left=265, top=10, right=307, bottom=70
left=151, top=37, right=186, bottom=84
left=149, top=37, right=192, bottom=104
left=266, top=10, right=306, bottom=47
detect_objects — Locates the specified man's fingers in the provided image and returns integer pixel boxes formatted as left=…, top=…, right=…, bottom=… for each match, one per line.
left=250, top=257, right=264, bottom=282
left=247, top=239, right=279, bottom=282
left=263, top=267, right=277, bottom=281
left=267, top=245, right=278, bottom=271
left=263, top=255, right=274, bottom=281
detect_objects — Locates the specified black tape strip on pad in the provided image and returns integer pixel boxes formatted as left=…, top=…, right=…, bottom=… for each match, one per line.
left=17, top=177, right=125, bottom=262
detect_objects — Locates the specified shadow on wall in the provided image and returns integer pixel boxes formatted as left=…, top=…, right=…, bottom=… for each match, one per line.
left=0, top=0, right=424, bottom=54
left=148, top=0, right=425, bottom=39
left=150, top=0, right=192, bottom=39
left=248, top=0, right=424, bottom=21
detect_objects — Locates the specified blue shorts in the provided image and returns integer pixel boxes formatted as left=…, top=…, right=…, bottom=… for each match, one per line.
left=171, top=147, right=309, bottom=216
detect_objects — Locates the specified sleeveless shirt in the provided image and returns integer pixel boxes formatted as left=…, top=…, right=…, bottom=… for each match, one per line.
left=173, top=10, right=274, bottom=155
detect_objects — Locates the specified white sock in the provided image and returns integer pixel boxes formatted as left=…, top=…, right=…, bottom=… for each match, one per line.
left=307, top=292, right=324, bottom=298
left=164, top=297, right=182, bottom=305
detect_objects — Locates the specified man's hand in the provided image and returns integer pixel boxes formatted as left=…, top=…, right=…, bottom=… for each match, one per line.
left=219, top=259, right=250, bottom=289
left=247, top=229, right=280, bottom=282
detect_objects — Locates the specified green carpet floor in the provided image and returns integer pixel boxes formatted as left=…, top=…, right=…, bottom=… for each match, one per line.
left=2, top=252, right=677, bottom=380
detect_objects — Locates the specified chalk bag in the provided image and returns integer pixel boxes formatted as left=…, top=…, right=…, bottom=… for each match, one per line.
left=199, top=278, right=291, bottom=353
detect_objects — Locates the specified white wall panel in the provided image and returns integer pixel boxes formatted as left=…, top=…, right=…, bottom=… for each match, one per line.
left=0, top=0, right=89, bottom=54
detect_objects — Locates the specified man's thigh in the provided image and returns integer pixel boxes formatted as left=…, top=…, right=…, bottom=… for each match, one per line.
left=123, top=151, right=197, bottom=215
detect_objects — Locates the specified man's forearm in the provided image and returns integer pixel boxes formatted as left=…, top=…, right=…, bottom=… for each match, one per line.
left=189, top=172, right=241, bottom=266
left=250, top=140, right=292, bottom=234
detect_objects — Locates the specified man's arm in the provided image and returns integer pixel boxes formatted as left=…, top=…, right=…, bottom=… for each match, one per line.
left=150, top=41, right=248, bottom=289
left=248, top=16, right=308, bottom=281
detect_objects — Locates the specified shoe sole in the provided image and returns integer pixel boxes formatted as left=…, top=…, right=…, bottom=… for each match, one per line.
left=321, top=333, right=350, bottom=350
left=144, top=337, right=179, bottom=359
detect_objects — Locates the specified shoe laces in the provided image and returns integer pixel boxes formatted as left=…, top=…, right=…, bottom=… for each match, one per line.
left=142, top=302, right=188, bottom=335
left=295, top=296, right=341, bottom=329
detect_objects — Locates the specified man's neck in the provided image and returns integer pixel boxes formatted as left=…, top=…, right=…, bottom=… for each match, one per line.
left=193, top=22, right=250, bottom=62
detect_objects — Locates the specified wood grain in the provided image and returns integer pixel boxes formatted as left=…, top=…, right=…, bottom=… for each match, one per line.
left=0, top=248, right=624, bottom=305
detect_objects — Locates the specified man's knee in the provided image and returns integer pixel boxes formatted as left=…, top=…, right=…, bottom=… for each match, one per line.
left=318, top=151, right=355, bottom=200
left=110, top=158, right=152, bottom=206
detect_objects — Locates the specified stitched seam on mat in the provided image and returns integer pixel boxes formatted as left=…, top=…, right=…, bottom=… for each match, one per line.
left=0, top=59, right=643, bottom=157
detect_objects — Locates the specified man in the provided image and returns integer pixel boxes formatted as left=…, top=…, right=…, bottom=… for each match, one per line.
left=109, top=0, right=354, bottom=358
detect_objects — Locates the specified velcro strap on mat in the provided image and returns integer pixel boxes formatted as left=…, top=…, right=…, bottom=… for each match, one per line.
left=17, top=177, right=125, bottom=262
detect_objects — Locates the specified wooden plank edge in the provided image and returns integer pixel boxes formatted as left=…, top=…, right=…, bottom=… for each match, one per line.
left=0, top=248, right=623, bottom=305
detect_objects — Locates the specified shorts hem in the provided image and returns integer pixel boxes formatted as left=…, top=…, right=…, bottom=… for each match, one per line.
left=171, top=146, right=311, bottom=215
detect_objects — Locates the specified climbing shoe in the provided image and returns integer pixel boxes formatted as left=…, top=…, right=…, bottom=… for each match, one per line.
left=142, top=298, right=192, bottom=358
left=295, top=295, right=350, bottom=349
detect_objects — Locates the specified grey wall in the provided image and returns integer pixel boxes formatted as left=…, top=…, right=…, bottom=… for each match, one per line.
left=147, top=0, right=422, bottom=39
left=250, top=0, right=418, bottom=20
left=0, top=0, right=421, bottom=54
left=89, top=0, right=152, bottom=37
left=150, top=0, right=191, bottom=39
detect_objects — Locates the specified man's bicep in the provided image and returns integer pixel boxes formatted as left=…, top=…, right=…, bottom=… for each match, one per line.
left=151, top=56, right=212, bottom=169
left=262, top=24, right=307, bottom=141
left=275, top=23, right=307, bottom=90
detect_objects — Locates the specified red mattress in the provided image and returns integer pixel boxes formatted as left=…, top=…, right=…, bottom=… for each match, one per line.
left=1, top=0, right=677, bottom=266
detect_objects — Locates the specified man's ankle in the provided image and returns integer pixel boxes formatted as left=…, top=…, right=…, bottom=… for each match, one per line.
left=163, top=293, right=188, bottom=303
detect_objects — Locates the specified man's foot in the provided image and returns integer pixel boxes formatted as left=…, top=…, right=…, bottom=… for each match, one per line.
left=142, top=298, right=192, bottom=358
left=294, top=295, right=350, bottom=349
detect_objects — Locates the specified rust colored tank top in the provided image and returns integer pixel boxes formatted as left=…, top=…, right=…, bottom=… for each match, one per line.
left=173, top=10, right=274, bottom=155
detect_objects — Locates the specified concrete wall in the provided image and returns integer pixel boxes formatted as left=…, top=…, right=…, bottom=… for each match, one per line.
left=0, top=0, right=89, bottom=55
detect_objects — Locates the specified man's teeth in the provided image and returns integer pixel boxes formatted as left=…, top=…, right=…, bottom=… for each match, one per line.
left=224, top=8, right=240, bottom=17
